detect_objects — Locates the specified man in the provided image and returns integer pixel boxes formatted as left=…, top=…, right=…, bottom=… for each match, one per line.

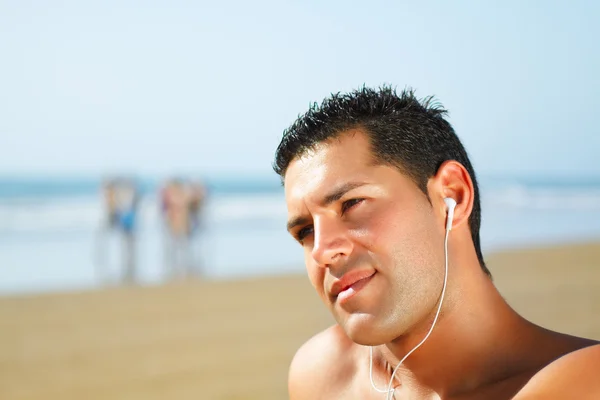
left=161, top=178, right=193, bottom=278
left=273, top=86, right=599, bottom=399
left=95, top=177, right=140, bottom=284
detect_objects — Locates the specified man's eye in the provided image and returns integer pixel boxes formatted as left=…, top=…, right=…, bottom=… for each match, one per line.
left=342, top=198, right=364, bottom=214
left=296, top=225, right=314, bottom=242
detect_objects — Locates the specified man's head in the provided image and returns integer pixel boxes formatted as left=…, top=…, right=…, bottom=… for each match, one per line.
left=274, top=86, right=489, bottom=344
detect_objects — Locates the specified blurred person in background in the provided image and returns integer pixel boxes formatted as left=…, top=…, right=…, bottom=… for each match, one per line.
left=95, top=177, right=140, bottom=284
left=161, top=178, right=206, bottom=279
left=275, top=86, right=600, bottom=399
left=188, top=180, right=206, bottom=238
left=116, top=178, right=140, bottom=283
left=188, top=179, right=207, bottom=273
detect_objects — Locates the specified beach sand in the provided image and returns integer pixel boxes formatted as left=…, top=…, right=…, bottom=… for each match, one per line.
left=1, top=241, right=599, bottom=400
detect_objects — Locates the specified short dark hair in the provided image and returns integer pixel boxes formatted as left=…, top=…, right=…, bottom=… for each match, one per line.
left=273, top=85, right=490, bottom=277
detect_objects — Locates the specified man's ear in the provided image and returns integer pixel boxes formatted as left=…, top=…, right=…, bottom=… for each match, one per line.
left=428, top=160, right=474, bottom=231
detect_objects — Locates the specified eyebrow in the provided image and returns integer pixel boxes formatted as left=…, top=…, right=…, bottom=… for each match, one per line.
left=286, top=181, right=368, bottom=232
left=286, top=215, right=310, bottom=233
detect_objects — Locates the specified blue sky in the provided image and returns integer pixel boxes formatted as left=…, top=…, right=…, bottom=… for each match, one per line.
left=0, top=0, right=598, bottom=178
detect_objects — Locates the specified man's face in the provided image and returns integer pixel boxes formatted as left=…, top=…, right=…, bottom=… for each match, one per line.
left=284, top=130, right=446, bottom=345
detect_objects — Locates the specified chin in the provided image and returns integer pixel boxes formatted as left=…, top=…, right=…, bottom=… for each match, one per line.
left=340, top=312, right=390, bottom=346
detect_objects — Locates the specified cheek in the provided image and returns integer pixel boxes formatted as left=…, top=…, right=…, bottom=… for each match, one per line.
left=388, top=215, right=443, bottom=287
left=360, top=207, right=408, bottom=253
left=362, top=205, right=439, bottom=271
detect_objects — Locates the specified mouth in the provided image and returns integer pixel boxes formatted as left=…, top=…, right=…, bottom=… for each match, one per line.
left=331, top=270, right=376, bottom=304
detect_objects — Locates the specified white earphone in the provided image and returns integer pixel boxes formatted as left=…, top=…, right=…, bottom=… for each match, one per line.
left=444, top=197, right=457, bottom=231
left=370, top=197, right=457, bottom=399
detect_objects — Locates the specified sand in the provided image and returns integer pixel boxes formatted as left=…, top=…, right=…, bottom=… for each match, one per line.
left=1, top=241, right=599, bottom=400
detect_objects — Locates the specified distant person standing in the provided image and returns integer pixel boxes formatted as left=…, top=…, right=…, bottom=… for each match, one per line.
left=116, top=178, right=140, bottom=283
left=160, top=178, right=206, bottom=279
left=187, top=180, right=207, bottom=274
left=95, top=177, right=140, bottom=284
left=188, top=181, right=206, bottom=234
left=161, top=179, right=192, bottom=279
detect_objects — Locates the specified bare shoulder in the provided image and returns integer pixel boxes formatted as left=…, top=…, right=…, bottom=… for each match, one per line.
left=515, top=343, right=600, bottom=399
left=288, top=324, right=359, bottom=400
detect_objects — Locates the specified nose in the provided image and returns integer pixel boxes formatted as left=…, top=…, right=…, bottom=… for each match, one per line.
left=311, top=216, right=353, bottom=269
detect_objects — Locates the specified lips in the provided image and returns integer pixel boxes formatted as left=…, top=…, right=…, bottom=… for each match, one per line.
left=330, top=269, right=376, bottom=299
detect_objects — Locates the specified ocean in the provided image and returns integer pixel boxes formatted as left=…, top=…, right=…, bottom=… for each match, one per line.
left=1, top=175, right=599, bottom=295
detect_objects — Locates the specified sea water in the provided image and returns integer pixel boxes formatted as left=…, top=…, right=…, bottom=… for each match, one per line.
left=0, top=175, right=599, bottom=295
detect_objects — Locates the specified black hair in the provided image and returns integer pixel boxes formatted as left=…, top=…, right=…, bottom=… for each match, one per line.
left=273, top=85, right=490, bottom=277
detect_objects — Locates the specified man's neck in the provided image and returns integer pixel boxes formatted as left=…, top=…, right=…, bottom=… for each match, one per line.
left=375, top=268, right=547, bottom=398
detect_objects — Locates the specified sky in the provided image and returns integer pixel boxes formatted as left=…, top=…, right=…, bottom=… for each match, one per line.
left=0, top=0, right=598, bottom=179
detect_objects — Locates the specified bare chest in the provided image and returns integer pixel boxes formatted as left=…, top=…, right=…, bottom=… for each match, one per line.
left=328, top=370, right=527, bottom=400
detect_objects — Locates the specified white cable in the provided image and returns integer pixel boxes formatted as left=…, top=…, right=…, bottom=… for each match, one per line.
left=369, top=346, right=393, bottom=394
left=369, top=228, right=450, bottom=399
